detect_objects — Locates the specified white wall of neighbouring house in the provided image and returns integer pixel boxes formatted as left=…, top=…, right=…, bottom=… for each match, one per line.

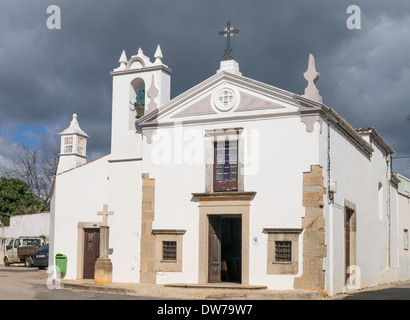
left=319, top=122, right=400, bottom=296
left=398, top=195, right=410, bottom=257
left=0, top=212, right=50, bottom=264
left=3, top=212, right=50, bottom=240
left=397, top=174, right=410, bottom=281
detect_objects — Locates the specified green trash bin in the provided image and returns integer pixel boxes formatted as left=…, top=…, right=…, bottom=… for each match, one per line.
left=55, top=254, right=67, bottom=274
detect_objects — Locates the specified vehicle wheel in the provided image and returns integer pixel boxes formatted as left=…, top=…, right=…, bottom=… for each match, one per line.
left=4, top=257, right=10, bottom=267
left=38, top=266, right=46, bottom=270
left=25, top=257, right=33, bottom=267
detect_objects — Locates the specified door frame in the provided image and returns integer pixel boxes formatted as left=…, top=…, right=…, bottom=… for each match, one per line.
left=208, top=214, right=242, bottom=283
left=194, top=192, right=255, bottom=285
left=344, top=200, right=357, bottom=286
left=77, top=222, right=102, bottom=279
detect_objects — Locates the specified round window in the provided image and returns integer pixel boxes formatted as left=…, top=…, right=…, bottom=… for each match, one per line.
left=214, top=88, right=237, bottom=112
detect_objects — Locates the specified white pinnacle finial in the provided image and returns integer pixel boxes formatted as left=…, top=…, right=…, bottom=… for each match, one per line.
left=60, top=113, right=88, bottom=136
left=119, top=50, right=127, bottom=64
left=71, top=113, right=78, bottom=126
left=154, top=44, right=163, bottom=64
left=302, top=54, right=322, bottom=104
left=114, top=50, right=128, bottom=71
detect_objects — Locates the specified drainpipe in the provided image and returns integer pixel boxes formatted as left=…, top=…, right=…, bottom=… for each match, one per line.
left=387, top=155, right=391, bottom=268
left=327, top=121, right=334, bottom=296
left=328, top=204, right=334, bottom=296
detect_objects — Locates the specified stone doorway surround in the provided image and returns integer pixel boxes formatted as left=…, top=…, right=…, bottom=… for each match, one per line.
left=192, top=191, right=256, bottom=285
left=77, top=222, right=102, bottom=280
left=344, top=199, right=357, bottom=288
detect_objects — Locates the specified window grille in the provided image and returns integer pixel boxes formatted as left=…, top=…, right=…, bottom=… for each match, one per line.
left=218, top=90, right=234, bottom=108
left=162, top=241, right=177, bottom=261
left=275, top=241, right=292, bottom=262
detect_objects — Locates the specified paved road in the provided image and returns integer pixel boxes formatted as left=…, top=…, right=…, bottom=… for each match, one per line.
left=0, top=265, right=159, bottom=300
left=342, top=283, right=410, bottom=300
left=3, top=264, right=410, bottom=301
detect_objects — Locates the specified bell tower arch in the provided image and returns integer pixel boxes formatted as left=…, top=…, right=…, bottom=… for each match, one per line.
left=109, top=45, right=171, bottom=159
left=129, top=77, right=145, bottom=128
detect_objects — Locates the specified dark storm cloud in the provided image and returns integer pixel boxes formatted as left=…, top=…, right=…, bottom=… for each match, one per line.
left=0, top=0, right=409, bottom=175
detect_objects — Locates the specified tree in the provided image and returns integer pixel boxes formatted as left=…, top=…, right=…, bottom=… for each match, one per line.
left=0, top=177, right=44, bottom=226
left=0, top=142, right=59, bottom=210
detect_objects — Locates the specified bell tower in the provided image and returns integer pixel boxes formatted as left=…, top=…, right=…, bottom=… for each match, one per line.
left=57, top=113, right=88, bottom=174
left=109, top=45, right=172, bottom=159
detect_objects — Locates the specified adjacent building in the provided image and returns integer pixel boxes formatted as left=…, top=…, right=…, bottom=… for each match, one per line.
left=397, top=173, right=410, bottom=281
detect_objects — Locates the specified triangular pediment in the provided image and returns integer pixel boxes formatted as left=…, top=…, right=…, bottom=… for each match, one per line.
left=171, top=94, right=216, bottom=118
left=138, top=71, right=304, bottom=127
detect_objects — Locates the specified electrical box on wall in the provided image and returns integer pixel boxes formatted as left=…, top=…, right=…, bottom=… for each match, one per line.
left=329, top=181, right=337, bottom=193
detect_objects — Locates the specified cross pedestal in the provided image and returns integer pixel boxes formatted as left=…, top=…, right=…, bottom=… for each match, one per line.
left=94, top=205, right=113, bottom=284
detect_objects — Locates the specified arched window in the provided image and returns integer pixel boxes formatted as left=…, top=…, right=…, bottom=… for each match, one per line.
left=129, top=78, right=145, bottom=128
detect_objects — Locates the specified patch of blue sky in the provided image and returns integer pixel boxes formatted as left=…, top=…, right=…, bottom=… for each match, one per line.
left=8, top=124, right=48, bottom=148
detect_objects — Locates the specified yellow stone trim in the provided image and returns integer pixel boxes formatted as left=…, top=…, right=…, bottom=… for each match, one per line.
left=294, top=165, right=327, bottom=293
left=194, top=192, right=254, bottom=285
left=140, top=173, right=156, bottom=284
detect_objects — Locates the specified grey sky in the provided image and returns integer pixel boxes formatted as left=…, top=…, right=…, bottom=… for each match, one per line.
left=0, top=0, right=409, bottom=176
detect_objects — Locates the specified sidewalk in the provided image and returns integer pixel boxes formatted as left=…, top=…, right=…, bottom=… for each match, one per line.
left=59, top=280, right=322, bottom=300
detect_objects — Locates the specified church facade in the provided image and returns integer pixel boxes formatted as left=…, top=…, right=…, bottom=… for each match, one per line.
left=49, top=45, right=404, bottom=296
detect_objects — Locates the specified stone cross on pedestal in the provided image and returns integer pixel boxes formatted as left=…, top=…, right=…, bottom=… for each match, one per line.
left=97, top=204, right=114, bottom=227
left=94, top=204, right=113, bottom=284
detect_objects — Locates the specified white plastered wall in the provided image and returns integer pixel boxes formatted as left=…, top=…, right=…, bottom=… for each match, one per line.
left=141, top=115, right=320, bottom=289
left=320, top=121, right=400, bottom=295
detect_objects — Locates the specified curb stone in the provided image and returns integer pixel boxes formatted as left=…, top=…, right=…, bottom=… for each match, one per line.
left=60, top=282, right=136, bottom=295
left=206, top=290, right=320, bottom=300
left=60, top=281, right=321, bottom=300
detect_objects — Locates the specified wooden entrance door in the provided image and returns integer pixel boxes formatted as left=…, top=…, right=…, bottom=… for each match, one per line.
left=208, top=215, right=242, bottom=283
left=208, top=215, right=221, bottom=282
left=83, top=228, right=100, bottom=279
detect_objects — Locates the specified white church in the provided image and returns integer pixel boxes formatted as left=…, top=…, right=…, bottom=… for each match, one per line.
left=49, top=39, right=404, bottom=296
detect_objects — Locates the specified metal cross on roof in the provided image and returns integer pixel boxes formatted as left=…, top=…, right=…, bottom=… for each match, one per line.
left=218, top=21, right=239, bottom=60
